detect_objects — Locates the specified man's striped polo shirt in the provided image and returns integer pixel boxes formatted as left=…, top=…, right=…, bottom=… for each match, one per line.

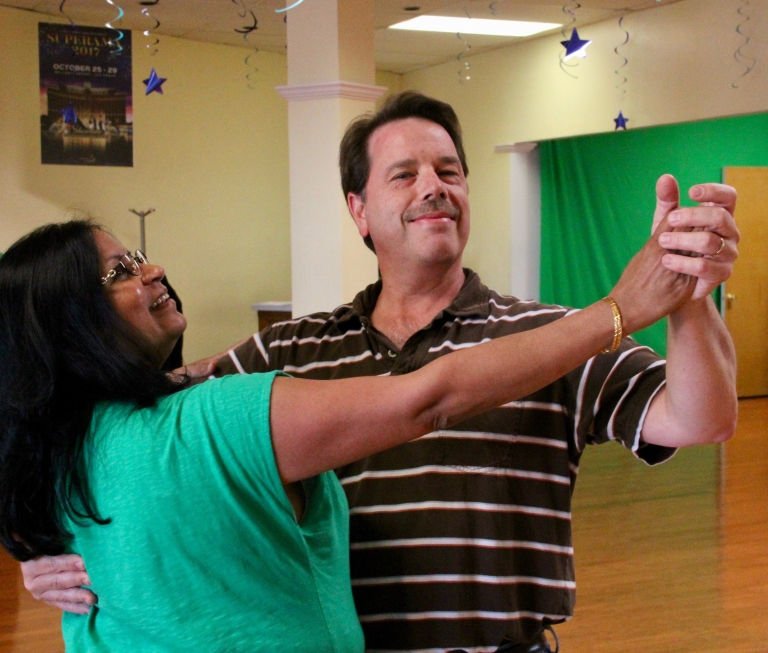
left=215, top=269, right=672, bottom=652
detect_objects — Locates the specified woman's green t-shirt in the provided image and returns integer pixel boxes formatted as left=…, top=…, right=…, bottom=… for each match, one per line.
left=63, top=372, right=364, bottom=652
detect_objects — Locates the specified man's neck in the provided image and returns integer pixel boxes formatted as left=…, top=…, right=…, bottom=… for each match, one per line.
left=371, top=261, right=466, bottom=349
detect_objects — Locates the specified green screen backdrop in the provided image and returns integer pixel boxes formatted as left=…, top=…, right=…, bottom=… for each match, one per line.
left=540, top=111, right=768, bottom=355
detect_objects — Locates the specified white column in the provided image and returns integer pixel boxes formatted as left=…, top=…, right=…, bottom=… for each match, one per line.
left=276, top=0, right=386, bottom=317
left=496, top=142, right=541, bottom=301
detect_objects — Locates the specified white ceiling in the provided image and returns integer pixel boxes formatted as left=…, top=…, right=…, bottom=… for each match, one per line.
left=2, top=0, right=681, bottom=73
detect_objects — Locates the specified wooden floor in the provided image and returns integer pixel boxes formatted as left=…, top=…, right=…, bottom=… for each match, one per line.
left=557, top=396, right=768, bottom=652
left=1, top=398, right=766, bottom=652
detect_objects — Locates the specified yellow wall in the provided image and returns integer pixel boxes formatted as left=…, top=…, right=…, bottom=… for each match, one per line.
left=0, top=6, right=291, bottom=361
left=403, top=0, right=768, bottom=293
left=375, top=70, right=403, bottom=103
left=4, top=0, right=766, bottom=355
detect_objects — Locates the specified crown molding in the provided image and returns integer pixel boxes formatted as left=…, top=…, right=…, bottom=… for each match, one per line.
left=275, top=81, right=388, bottom=102
left=495, top=142, right=539, bottom=154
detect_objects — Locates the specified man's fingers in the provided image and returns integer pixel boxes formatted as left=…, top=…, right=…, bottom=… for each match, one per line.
left=175, top=359, right=216, bottom=380
left=21, top=554, right=84, bottom=579
left=652, top=174, right=680, bottom=234
left=25, top=570, right=91, bottom=595
left=662, top=255, right=726, bottom=301
left=659, top=230, right=735, bottom=258
left=689, top=182, right=737, bottom=213
left=668, top=206, right=739, bottom=240
left=662, top=253, right=715, bottom=275
left=39, top=587, right=97, bottom=607
left=662, top=253, right=729, bottom=288
left=21, top=554, right=87, bottom=598
left=52, top=571, right=91, bottom=591
left=48, top=601, right=94, bottom=615
left=19, top=556, right=98, bottom=615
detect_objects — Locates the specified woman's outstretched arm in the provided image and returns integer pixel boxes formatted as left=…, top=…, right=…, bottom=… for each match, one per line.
left=271, top=221, right=694, bottom=484
left=18, top=211, right=698, bottom=610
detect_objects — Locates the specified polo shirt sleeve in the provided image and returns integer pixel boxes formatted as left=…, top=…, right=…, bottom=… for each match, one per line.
left=568, top=337, right=675, bottom=465
left=215, top=330, right=274, bottom=376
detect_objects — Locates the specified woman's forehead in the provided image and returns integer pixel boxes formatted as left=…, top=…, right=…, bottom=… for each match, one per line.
left=93, top=229, right=128, bottom=262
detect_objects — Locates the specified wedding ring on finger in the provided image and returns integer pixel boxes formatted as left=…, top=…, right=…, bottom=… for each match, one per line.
left=714, top=236, right=726, bottom=257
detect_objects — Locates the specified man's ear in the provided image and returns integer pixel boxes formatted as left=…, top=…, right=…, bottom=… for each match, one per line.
left=348, top=193, right=369, bottom=239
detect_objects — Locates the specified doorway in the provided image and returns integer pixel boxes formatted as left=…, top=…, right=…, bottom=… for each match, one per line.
left=723, top=167, right=768, bottom=397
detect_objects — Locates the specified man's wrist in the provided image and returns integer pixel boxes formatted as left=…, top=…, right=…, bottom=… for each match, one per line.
left=669, top=293, right=714, bottom=324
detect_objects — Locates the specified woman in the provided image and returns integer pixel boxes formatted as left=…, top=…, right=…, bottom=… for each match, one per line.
left=0, top=221, right=689, bottom=651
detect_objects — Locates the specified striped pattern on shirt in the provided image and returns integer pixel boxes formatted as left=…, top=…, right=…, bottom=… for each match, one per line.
left=215, top=269, right=671, bottom=652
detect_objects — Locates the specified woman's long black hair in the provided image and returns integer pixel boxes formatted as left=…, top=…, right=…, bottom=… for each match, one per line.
left=0, top=221, right=187, bottom=561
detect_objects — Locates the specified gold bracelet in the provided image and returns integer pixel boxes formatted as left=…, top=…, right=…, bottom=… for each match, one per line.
left=601, top=296, right=623, bottom=354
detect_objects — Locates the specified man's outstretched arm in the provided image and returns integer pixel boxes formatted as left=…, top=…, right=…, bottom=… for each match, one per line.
left=643, top=175, right=739, bottom=447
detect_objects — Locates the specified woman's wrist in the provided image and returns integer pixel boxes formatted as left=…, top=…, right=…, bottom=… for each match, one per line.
left=600, top=296, right=624, bottom=354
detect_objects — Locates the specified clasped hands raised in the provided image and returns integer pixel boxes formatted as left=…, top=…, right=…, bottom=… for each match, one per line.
left=612, top=174, right=739, bottom=334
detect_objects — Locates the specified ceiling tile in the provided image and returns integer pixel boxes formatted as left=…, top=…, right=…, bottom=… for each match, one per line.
left=1, top=0, right=684, bottom=72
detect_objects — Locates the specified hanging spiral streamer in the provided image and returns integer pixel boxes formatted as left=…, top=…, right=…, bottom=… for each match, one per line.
left=559, top=0, right=581, bottom=78
left=456, top=32, right=471, bottom=84
left=275, top=0, right=304, bottom=13
left=233, top=9, right=259, bottom=89
left=140, top=0, right=160, bottom=57
left=58, top=0, right=75, bottom=27
left=104, top=0, right=125, bottom=54
left=242, top=34, right=260, bottom=90
left=732, top=0, right=756, bottom=89
left=235, top=9, right=259, bottom=34
left=614, top=15, right=629, bottom=105
left=232, top=0, right=248, bottom=19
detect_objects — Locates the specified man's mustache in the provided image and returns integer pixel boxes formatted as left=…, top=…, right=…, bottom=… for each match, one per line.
left=403, top=199, right=460, bottom=223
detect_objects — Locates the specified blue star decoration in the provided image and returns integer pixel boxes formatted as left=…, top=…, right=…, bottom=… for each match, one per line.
left=61, top=103, right=77, bottom=124
left=143, top=68, right=167, bottom=95
left=561, top=28, right=591, bottom=61
left=614, top=111, right=629, bottom=130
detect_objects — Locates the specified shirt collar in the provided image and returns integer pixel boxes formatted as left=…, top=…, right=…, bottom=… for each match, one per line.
left=348, top=267, right=491, bottom=325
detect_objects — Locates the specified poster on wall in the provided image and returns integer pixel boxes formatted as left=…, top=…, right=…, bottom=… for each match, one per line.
left=38, top=23, right=133, bottom=167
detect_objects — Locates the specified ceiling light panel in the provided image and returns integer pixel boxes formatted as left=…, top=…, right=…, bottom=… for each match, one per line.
left=389, top=15, right=561, bottom=37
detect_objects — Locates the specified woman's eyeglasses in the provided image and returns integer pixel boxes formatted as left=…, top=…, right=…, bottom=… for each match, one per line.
left=100, top=250, right=149, bottom=286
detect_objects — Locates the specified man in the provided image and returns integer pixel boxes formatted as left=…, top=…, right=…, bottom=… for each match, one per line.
left=23, top=92, right=738, bottom=652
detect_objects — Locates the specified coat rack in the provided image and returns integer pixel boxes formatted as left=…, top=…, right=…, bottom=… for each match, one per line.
left=128, top=208, right=155, bottom=254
